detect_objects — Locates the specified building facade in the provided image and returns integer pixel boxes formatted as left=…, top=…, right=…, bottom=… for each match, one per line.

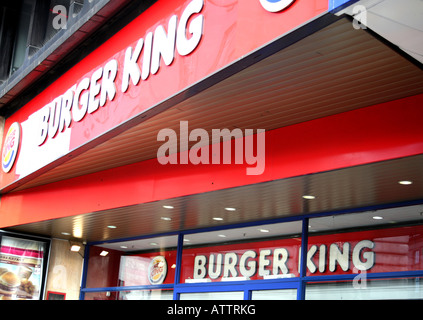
left=0, top=0, right=423, bottom=300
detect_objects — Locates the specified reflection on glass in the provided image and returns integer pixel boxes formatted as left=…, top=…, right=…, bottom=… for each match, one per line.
left=179, top=291, right=244, bottom=300
left=251, top=289, right=297, bottom=300
left=306, top=278, right=423, bottom=300
left=84, top=289, right=173, bottom=300
left=118, top=289, right=173, bottom=300
left=307, top=205, right=423, bottom=277
left=85, top=235, right=178, bottom=288
left=181, top=221, right=302, bottom=283
left=119, top=254, right=177, bottom=287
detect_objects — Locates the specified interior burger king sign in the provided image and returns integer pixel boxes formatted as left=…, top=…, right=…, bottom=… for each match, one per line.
left=2, top=122, right=20, bottom=173
left=148, top=256, right=167, bottom=285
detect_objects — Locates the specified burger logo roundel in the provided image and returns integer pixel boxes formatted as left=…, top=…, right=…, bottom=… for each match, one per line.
left=2, top=122, right=21, bottom=173
left=259, top=0, right=296, bottom=12
left=148, top=256, right=167, bottom=285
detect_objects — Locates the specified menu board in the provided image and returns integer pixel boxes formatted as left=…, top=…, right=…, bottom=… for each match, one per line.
left=0, top=236, right=45, bottom=300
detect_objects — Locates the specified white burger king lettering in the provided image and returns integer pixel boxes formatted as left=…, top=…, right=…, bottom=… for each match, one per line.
left=193, top=240, right=375, bottom=280
left=35, top=0, right=204, bottom=147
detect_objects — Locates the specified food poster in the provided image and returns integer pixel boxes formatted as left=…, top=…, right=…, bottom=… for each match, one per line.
left=0, top=236, right=45, bottom=300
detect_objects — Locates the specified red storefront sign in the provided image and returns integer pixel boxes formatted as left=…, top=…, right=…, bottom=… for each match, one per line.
left=0, top=0, right=327, bottom=189
left=114, top=225, right=423, bottom=286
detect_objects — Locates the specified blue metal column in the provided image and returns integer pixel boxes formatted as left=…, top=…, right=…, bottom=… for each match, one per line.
left=297, top=218, right=309, bottom=300
left=173, top=233, right=184, bottom=300
left=79, top=244, right=90, bottom=300
left=244, top=289, right=252, bottom=300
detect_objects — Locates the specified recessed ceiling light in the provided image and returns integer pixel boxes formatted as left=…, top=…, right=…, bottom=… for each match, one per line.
left=120, top=245, right=128, bottom=249
left=224, top=207, right=236, bottom=211
left=100, top=251, right=109, bottom=256
left=183, top=238, right=190, bottom=242
left=213, top=217, right=224, bottom=221
left=399, top=180, right=413, bottom=185
left=218, top=234, right=227, bottom=238
left=259, top=229, right=270, bottom=233
left=150, top=242, right=158, bottom=246
left=61, top=232, right=71, bottom=236
left=163, top=205, right=174, bottom=209
left=303, top=195, right=316, bottom=200
left=373, top=216, right=383, bottom=220
left=161, top=217, right=172, bottom=221
left=107, top=225, right=117, bottom=229
left=70, top=245, right=81, bottom=252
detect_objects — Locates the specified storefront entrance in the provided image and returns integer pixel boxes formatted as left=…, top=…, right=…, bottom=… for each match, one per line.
left=81, top=203, right=423, bottom=300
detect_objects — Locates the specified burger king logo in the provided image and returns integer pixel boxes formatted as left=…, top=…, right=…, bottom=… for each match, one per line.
left=148, top=256, right=167, bottom=285
left=259, top=0, right=296, bottom=12
left=2, top=122, right=20, bottom=173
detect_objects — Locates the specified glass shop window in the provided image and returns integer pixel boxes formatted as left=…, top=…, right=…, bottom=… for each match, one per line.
left=179, top=291, right=244, bottom=300
left=305, top=204, right=423, bottom=299
left=10, top=0, right=33, bottom=73
left=84, top=235, right=178, bottom=291
left=251, top=289, right=297, bottom=300
left=307, top=205, right=423, bottom=277
left=306, top=277, right=423, bottom=300
left=84, top=289, right=174, bottom=301
left=180, top=221, right=303, bottom=284
left=0, top=2, right=21, bottom=82
left=117, top=289, right=173, bottom=301
left=9, top=0, right=72, bottom=74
